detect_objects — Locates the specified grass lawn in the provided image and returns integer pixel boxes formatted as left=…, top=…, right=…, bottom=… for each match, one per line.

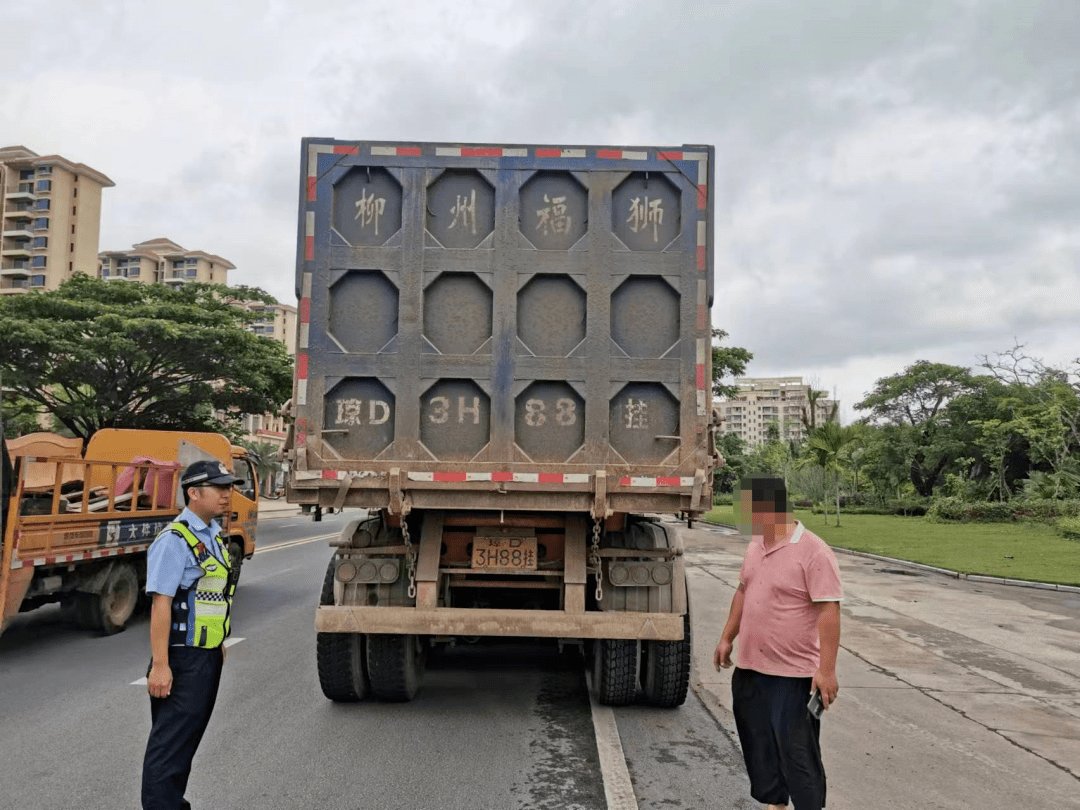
left=701, top=507, right=1080, bottom=587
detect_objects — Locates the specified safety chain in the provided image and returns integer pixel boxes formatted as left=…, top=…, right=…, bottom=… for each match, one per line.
left=402, top=519, right=417, bottom=600
left=589, top=517, right=603, bottom=602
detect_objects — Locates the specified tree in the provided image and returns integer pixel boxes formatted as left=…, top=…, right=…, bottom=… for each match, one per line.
left=800, top=421, right=857, bottom=526
left=855, top=361, right=982, bottom=497
left=711, top=328, right=753, bottom=399
left=240, top=439, right=283, bottom=497
left=714, top=432, right=746, bottom=493
left=1, top=390, right=45, bottom=439
left=800, top=388, right=837, bottom=433
left=0, top=275, right=294, bottom=447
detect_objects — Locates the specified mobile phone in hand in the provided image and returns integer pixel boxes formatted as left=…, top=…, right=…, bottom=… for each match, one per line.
left=807, top=689, right=824, bottom=719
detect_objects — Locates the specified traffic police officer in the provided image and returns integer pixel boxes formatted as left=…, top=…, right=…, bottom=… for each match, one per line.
left=142, top=459, right=244, bottom=810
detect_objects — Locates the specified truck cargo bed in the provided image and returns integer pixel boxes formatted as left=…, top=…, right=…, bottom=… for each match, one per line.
left=289, top=140, right=716, bottom=516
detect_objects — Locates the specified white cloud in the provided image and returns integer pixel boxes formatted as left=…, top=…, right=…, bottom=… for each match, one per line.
left=4, top=0, right=1078, bottom=413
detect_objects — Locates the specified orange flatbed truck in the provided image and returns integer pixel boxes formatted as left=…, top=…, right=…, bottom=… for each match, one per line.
left=0, top=429, right=259, bottom=636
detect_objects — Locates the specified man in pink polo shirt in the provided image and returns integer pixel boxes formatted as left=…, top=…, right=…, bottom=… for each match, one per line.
left=713, top=475, right=842, bottom=810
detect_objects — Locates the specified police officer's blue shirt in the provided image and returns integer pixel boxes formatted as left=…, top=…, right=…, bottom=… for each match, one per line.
left=146, top=507, right=226, bottom=597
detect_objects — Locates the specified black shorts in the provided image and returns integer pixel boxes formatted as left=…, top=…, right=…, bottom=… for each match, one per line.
left=731, top=667, right=826, bottom=809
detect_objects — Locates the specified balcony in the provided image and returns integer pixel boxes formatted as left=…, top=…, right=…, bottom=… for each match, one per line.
left=0, top=278, right=31, bottom=292
left=3, top=225, right=33, bottom=239
left=5, top=204, right=33, bottom=216
left=5, top=183, right=36, bottom=201
left=1, top=246, right=32, bottom=258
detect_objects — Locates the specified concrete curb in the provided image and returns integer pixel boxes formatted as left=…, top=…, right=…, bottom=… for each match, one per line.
left=699, top=519, right=1080, bottom=595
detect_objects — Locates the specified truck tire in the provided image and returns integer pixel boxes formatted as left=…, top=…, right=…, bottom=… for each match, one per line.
left=642, top=613, right=691, bottom=707
left=366, top=634, right=425, bottom=702
left=592, top=638, right=639, bottom=706
left=77, top=562, right=139, bottom=635
left=316, top=559, right=368, bottom=702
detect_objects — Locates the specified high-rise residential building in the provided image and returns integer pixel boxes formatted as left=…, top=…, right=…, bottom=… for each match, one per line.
left=0, top=146, right=114, bottom=294
left=235, top=299, right=298, bottom=356
left=98, top=238, right=235, bottom=286
left=716, top=376, right=838, bottom=448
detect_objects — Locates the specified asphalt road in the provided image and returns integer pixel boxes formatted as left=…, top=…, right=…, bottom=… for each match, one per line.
left=5, top=512, right=1078, bottom=809
left=0, top=512, right=751, bottom=810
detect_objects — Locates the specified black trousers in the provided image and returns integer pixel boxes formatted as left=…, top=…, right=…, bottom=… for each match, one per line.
left=731, top=667, right=826, bottom=810
left=142, top=646, right=224, bottom=810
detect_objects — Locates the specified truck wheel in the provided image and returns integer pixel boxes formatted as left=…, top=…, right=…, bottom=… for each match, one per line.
left=366, top=634, right=425, bottom=702
left=316, top=559, right=368, bottom=702
left=78, top=563, right=139, bottom=635
left=592, top=638, right=639, bottom=706
left=642, top=613, right=691, bottom=707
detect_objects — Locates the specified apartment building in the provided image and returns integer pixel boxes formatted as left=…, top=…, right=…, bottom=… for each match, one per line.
left=0, top=145, right=114, bottom=294
left=717, top=376, right=838, bottom=448
left=98, top=238, right=235, bottom=286
left=235, top=299, right=298, bottom=357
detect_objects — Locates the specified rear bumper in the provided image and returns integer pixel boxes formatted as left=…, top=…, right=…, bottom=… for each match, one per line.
left=315, top=605, right=684, bottom=640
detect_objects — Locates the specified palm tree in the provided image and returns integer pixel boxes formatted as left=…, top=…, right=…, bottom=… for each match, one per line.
left=802, top=421, right=857, bottom=526
left=801, top=389, right=839, bottom=434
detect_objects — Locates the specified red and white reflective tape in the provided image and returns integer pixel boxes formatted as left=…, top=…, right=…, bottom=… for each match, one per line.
left=292, top=470, right=378, bottom=481
left=307, top=143, right=359, bottom=201
left=597, top=149, right=649, bottom=160
left=12, top=543, right=150, bottom=570
left=535, top=148, right=587, bottom=158
left=298, top=272, right=311, bottom=351
left=370, top=145, right=422, bottom=157
left=619, top=477, right=696, bottom=487
left=304, top=211, right=315, bottom=261
left=408, top=471, right=590, bottom=484
left=696, top=339, right=708, bottom=416
left=294, top=470, right=693, bottom=488
left=435, top=146, right=529, bottom=158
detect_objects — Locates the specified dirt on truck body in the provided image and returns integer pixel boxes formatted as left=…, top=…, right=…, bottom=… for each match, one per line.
left=287, top=139, right=718, bottom=705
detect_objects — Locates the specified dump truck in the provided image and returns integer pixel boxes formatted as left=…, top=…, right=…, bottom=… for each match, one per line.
left=0, top=429, right=260, bottom=636
left=287, top=139, right=717, bottom=705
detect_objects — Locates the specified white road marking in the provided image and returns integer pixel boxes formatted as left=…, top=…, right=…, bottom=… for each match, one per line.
left=584, top=670, right=639, bottom=810
left=130, top=638, right=245, bottom=685
left=253, top=533, right=336, bottom=555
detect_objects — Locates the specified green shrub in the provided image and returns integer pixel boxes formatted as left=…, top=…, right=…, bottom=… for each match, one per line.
left=927, top=497, right=1080, bottom=523
left=1056, top=517, right=1080, bottom=541
left=810, top=502, right=927, bottom=516
left=1009, top=498, right=1080, bottom=522
left=712, top=493, right=734, bottom=506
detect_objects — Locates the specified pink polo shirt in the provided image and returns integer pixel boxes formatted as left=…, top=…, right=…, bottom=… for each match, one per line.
left=736, top=521, right=843, bottom=678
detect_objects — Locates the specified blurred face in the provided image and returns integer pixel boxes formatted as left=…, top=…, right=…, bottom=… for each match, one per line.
left=188, top=483, right=232, bottom=520
left=734, top=489, right=792, bottom=537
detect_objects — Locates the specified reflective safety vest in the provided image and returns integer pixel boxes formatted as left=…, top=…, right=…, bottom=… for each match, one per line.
left=164, top=521, right=236, bottom=649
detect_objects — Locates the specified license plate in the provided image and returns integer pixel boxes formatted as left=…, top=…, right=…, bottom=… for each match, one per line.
left=471, top=537, right=538, bottom=570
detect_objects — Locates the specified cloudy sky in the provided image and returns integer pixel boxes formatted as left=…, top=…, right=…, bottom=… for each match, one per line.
left=6, top=0, right=1078, bottom=421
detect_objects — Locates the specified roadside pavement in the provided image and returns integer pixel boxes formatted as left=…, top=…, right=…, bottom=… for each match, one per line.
left=256, top=497, right=304, bottom=520
left=677, top=517, right=1080, bottom=809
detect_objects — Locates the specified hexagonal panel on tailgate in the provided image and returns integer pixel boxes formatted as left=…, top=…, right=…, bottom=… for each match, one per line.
left=519, top=171, right=588, bottom=250
left=323, top=378, right=395, bottom=458
left=423, top=273, right=492, bottom=355
left=328, top=270, right=399, bottom=354
left=610, top=276, right=680, bottom=358
left=611, top=172, right=680, bottom=251
left=426, top=170, right=495, bottom=249
left=332, top=167, right=402, bottom=247
left=420, top=379, right=491, bottom=461
left=514, top=381, right=585, bottom=463
left=517, top=275, right=586, bottom=357
left=609, top=382, right=679, bottom=464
